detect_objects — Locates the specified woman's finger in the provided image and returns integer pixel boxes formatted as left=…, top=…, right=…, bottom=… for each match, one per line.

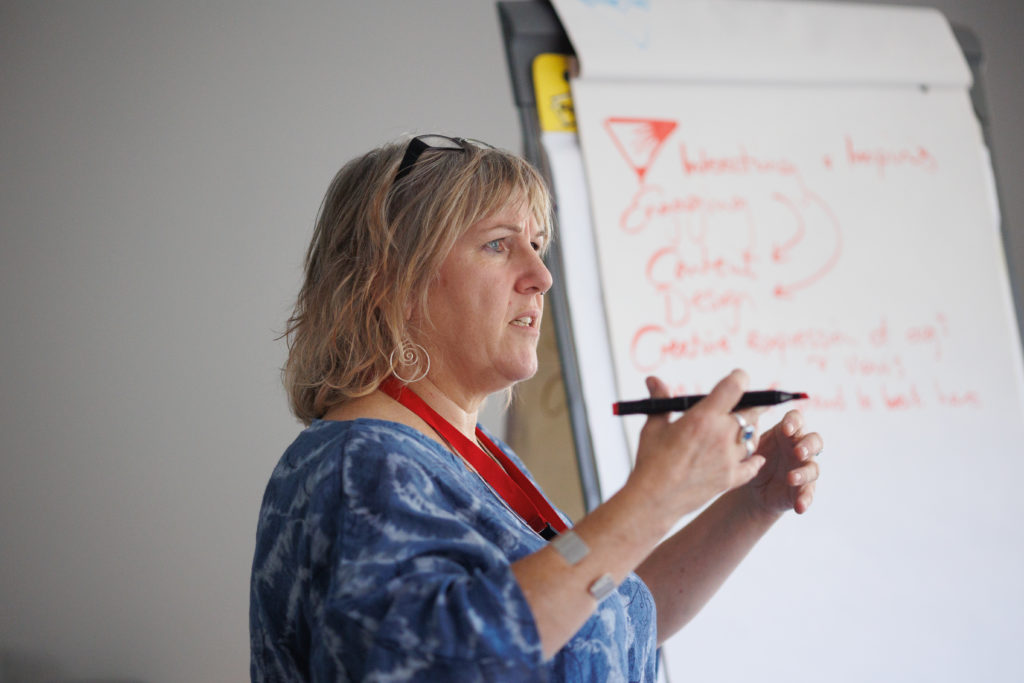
left=642, top=376, right=672, bottom=425
left=787, top=459, right=820, bottom=486
left=793, top=481, right=817, bottom=514
left=794, top=432, right=824, bottom=462
left=696, top=369, right=749, bottom=414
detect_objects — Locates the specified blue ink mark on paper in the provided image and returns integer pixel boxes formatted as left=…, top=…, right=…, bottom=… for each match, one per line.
left=580, top=0, right=650, bottom=9
left=577, top=0, right=652, bottom=49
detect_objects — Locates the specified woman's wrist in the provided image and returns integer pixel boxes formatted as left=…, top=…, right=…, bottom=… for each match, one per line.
left=615, top=473, right=689, bottom=541
left=731, top=483, right=785, bottom=527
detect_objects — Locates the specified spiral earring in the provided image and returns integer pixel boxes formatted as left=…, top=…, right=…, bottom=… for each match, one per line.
left=389, top=340, right=430, bottom=383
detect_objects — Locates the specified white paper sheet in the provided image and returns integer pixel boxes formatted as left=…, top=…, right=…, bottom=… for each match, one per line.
left=551, top=0, right=970, bottom=86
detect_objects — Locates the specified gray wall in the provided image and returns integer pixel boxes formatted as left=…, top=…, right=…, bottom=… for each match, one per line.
left=1, top=2, right=1020, bottom=681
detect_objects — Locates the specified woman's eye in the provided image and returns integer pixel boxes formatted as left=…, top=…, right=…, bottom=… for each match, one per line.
left=485, top=239, right=506, bottom=252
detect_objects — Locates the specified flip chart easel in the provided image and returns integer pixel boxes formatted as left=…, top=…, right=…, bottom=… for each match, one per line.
left=499, top=2, right=1024, bottom=681
left=499, top=0, right=605, bottom=511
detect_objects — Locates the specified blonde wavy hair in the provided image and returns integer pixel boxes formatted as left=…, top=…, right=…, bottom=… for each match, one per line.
left=283, top=136, right=553, bottom=424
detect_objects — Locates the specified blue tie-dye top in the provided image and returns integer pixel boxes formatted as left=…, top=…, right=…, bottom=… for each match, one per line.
left=250, top=418, right=658, bottom=682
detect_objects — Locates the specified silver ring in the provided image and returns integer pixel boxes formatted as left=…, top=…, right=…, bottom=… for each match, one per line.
left=732, top=413, right=756, bottom=457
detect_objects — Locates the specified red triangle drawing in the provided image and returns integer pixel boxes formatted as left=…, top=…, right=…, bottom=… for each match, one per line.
left=604, top=117, right=678, bottom=182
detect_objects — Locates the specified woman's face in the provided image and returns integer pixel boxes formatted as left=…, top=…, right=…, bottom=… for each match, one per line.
left=415, top=201, right=552, bottom=403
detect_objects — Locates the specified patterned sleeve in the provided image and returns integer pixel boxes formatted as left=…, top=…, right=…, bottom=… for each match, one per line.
left=305, top=424, right=547, bottom=681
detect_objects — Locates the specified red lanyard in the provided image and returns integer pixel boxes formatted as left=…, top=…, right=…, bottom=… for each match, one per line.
left=380, top=377, right=567, bottom=540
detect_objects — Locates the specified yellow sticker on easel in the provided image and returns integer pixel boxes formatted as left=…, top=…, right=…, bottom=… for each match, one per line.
left=532, top=53, right=576, bottom=133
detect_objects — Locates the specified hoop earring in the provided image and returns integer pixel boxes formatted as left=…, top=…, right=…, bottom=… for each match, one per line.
left=389, top=340, right=430, bottom=383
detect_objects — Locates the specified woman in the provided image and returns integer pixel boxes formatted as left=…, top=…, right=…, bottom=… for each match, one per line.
left=250, top=135, right=822, bottom=681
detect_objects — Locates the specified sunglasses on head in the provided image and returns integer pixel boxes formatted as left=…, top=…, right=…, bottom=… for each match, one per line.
left=393, top=134, right=493, bottom=184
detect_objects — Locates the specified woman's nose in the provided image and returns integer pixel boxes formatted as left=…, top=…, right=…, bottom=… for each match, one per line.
left=517, top=248, right=553, bottom=295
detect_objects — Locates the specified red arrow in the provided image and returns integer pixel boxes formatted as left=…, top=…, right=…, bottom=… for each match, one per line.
left=773, top=190, right=842, bottom=298
left=770, top=192, right=805, bottom=263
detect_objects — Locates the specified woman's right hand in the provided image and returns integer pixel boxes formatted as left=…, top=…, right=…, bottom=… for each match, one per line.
left=628, top=370, right=767, bottom=526
left=512, top=369, right=766, bottom=658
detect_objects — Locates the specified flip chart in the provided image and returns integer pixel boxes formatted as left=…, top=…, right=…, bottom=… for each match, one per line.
left=548, top=1, right=1024, bottom=681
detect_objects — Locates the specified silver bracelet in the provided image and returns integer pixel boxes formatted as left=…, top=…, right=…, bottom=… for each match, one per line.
left=588, top=573, right=617, bottom=602
left=551, top=531, right=617, bottom=602
left=550, top=529, right=589, bottom=565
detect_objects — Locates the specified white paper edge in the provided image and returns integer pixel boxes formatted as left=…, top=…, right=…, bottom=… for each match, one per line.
left=551, top=0, right=971, bottom=87
left=540, top=130, right=634, bottom=500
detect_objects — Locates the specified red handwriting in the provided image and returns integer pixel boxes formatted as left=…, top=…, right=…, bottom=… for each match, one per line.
left=620, top=185, right=750, bottom=235
left=844, top=353, right=907, bottom=378
left=626, top=315, right=982, bottom=411
left=599, top=118, right=973, bottom=413
left=645, top=243, right=755, bottom=286
left=746, top=327, right=857, bottom=361
left=905, top=314, right=948, bottom=360
left=660, top=287, right=753, bottom=332
left=843, top=135, right=938, bottom=176
left=804, top=385, right=849, bottom=412
left=934, top=382, right=982, bottom=408
left=868, top=318, right=890, bottom=347
left=630, top=326, right=732, bottom=372
left=679, top=144, right=801, bottom=181
left=881, top=383, right=924, bottom=409
left=769, top=192, right=805, bottom=263
left=793, top=382, right=982, bottom=412
left=769, top=189, right=842, bottom=299
left=855, top=386, right=874, bottom=410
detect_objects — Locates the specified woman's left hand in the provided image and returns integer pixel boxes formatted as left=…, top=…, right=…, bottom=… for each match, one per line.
left=746, top=410, right=822, bottom=516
